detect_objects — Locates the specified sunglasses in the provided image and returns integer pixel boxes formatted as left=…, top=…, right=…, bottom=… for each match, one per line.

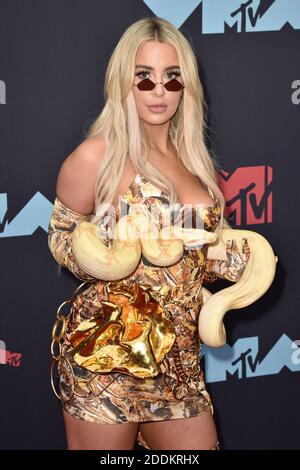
left=133, top=77, right=184, bottom=92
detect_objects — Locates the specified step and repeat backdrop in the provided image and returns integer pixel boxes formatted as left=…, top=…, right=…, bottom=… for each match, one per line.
left=0, top=0, right=299, bottom=450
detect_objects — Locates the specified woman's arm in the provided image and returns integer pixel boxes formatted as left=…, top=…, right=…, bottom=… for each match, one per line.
left=48, top=197, right=98, bottom=281
left=203, top=237, right=250, bottom=284
left=48, top=137, right=105, bottom=281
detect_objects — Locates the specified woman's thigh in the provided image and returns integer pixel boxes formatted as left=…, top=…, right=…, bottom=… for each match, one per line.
left=139, top=407, right=219, bottom=450
left=62, top=408, right=140, bottom=450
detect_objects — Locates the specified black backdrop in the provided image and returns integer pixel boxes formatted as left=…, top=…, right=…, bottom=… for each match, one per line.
left=0, top=0, right=299, bottom=450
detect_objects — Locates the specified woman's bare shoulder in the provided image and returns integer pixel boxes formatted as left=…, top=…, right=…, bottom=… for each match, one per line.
left=56, top=135, right=107, bottom=215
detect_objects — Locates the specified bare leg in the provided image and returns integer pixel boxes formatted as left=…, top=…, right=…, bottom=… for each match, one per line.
left=139, top=407, right=219, bottom=450
left=62, top=408, right=140, bottom=450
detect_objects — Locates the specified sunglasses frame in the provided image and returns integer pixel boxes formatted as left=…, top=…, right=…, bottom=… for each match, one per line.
left=133, top=77, right=185, bottom=92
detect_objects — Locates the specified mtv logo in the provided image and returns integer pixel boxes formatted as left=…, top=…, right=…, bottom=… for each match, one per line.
left=143, top=0, right=300, bottom=33
left=218, top=165, right=273, bottom=225
left=143, top=0, right=202, bottom=28
left=0, top=192, right=53, bottom=237
left=203, top=0, right=300, bottom=34
left=202, top=334, right=300, bottom=383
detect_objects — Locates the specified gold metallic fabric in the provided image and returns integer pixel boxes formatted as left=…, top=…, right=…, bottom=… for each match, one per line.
left=68, top=280, right=176, bottom=378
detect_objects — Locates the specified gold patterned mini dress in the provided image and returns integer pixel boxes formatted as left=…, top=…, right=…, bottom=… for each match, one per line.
left=48, top=173, right=225, bottom=450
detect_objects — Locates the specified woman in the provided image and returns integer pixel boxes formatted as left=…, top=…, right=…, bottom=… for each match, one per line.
left=48, top=17, right=249, bottom=450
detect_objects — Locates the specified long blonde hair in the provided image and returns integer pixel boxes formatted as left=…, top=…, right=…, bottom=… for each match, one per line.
left=85, top=17, right=231, bottom=229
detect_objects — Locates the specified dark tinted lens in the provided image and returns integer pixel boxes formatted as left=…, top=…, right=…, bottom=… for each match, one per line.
left=136, top=78, right=155, bottom=91
left=136, top=78, right=183, bottom=91
left=164, top=79, right=183, bottom=91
